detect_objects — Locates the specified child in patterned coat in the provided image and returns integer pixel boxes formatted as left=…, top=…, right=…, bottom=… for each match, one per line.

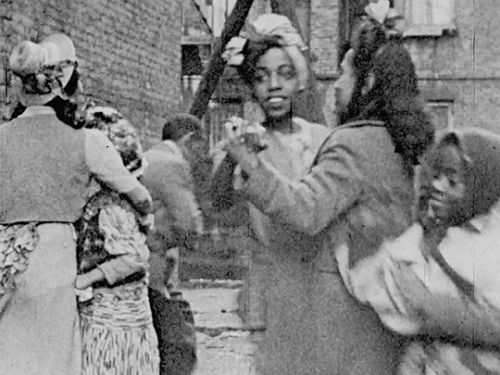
left=76, top=105, right=159, bottom=375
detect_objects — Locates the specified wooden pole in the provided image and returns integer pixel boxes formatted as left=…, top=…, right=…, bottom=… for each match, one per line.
left=270, top=0, right=326, bottom=125
left=188, top=0, right=256, bottom=119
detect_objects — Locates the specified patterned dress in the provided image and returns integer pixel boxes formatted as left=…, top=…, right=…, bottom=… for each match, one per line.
left=77, top=190, right=159, bottom=375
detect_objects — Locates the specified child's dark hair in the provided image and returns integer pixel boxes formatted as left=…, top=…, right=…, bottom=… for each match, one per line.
left=344, top=17, right=435, bottom=169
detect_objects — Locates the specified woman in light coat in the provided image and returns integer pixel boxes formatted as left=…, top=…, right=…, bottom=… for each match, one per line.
left=220, top=10, right=435, bottom=375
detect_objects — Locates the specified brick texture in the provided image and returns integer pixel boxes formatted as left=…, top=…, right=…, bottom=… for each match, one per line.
left=0, top=0, right=182, bottom=147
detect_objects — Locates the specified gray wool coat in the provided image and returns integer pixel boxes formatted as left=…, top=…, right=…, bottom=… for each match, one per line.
left=242, top=120, right=415, bottom=375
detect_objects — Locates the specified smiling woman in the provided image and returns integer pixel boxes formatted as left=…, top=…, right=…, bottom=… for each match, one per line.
left=211, top=13, right=331, bottom=375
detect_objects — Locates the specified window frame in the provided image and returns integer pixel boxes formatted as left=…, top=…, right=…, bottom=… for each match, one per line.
left=393, top=0, right=457, bottom=37
left=427, top=100, right=455, bottom=130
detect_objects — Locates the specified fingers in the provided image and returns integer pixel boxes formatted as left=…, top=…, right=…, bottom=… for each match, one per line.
left=224, top=117, right=244, bottom=140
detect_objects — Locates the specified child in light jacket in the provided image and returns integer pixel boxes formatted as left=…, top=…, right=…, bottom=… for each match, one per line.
left=340, top=128, right=500, bottom=374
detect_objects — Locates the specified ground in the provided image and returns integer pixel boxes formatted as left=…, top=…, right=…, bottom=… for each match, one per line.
left=182, top=281, right=260, bottom=375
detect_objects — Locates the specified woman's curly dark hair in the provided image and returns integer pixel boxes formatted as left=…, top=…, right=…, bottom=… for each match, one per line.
left=344, top=17, right=435, bottom=170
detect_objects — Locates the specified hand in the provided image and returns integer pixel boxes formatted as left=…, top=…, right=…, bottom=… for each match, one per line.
left=223, top=118, right=261, bottom=172
left=75, top=268, right=105, bottom=290
left=75, top=273, right=95, bottom=290
left=138, top=213, right=155, bottom=234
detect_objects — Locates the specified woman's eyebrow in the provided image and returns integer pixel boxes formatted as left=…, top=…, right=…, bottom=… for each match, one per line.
left=256, top=63, right=295, bottom=71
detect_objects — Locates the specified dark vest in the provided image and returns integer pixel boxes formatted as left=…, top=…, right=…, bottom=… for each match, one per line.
left=0, top=112, right=90, bottom=224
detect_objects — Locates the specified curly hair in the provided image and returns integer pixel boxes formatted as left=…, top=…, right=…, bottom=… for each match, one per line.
left=344, top=17, right=435, bottom=168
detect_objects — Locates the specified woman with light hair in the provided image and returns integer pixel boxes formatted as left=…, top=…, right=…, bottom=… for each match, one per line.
left=0, top=34, right=152, bottom=375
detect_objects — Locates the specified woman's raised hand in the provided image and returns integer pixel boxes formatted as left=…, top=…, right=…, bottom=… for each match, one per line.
left=222, top=117, right=266, bottom=172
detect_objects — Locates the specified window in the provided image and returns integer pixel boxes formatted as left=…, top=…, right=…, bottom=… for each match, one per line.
left=394, top=0, right=456, bottom=36
left=206, top=100, right=243, bottom=150
left=427, top=100, right=454, bottom=130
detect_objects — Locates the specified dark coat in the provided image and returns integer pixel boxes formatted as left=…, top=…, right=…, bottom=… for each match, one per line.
left=243, top=121, right=415, bottom=375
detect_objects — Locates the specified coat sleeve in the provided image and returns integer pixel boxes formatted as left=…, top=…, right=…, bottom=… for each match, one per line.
left=95, top=203, right=149, bottom=285
left=210, top=147, right=249, bottom=228
left=84, top=129, right=152, bottom=215
left=242, top=135, right=363, bottom=236
left=145, top=159, right=202, bottom=252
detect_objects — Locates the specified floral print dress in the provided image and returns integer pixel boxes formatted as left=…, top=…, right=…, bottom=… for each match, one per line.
left=77, top=190, right=159, bottom=375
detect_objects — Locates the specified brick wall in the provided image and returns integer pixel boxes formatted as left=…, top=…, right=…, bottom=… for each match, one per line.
left=0, top=0, right=182, bottom=147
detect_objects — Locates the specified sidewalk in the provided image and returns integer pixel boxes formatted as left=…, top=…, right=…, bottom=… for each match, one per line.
left=181, top=281, right=261, bottom=375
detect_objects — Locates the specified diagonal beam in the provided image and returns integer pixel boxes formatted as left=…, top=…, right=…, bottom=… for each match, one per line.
left=189, top=0, right=256, bottom=120
left=270, top=0, right=326, bottom=124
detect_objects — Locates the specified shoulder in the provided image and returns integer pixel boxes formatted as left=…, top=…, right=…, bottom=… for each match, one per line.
left=293, top=117, right=331, bottom=138
left=323, top=120, right=392, bottom=151
left=142, top=149, right=190, bottom=186
left=0, top=122, right=12, bottom=138
left=82, top=128, right=115, bottom=150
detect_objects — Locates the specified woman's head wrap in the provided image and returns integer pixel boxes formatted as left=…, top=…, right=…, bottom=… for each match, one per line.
left=222, top=13, right=309, bottom=90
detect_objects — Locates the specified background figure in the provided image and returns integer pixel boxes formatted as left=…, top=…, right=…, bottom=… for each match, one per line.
left=77, top=105, right=159, bottom=375
left=220, top=9, right=434, bottom=375
left=0, top=34, right=151, bottom=375
left=141, top=113, right=204, bottom=375
left=212, top=13, right=331, bottom=374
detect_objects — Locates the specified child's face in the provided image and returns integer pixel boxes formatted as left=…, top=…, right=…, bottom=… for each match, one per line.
left=427, top=144, right=466, bottom=224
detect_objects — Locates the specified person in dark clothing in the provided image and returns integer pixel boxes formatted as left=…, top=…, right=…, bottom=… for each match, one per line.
left=141, top=113, right=205, bottom=375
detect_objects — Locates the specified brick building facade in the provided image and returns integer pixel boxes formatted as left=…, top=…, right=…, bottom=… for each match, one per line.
left=315, top=0, right=500, bottom=134
left=0, top=0, right=182, bottom=147
left=207, top=0, right=500, bottom=135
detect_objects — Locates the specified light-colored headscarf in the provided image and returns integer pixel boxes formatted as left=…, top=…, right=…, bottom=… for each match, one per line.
left=222, top=13, right=309, bottom=90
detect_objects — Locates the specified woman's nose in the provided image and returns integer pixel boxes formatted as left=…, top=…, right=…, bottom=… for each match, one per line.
left=268, top=72, right=282, bottom=89
left=432, top=175, right=448, bottom=192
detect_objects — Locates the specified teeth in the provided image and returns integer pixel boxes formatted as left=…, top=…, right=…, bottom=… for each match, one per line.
left=268, top=97, right=283, bottom=104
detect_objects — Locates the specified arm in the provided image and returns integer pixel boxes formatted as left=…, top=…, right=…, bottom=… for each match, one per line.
left=84, top=129, right=152, bottom=215
left=210, top=147, right=249, bottom=227
left=211, top=153, right=239, bottom=211
left=240, top=138, right=363, bottom=235
left=394, top=265, right=500, bottom=347
left=76, top=255, right=146, bottom=289
left=76, top=203, right=149, bottom=288
left=143, top=159, right=202, bottom=252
